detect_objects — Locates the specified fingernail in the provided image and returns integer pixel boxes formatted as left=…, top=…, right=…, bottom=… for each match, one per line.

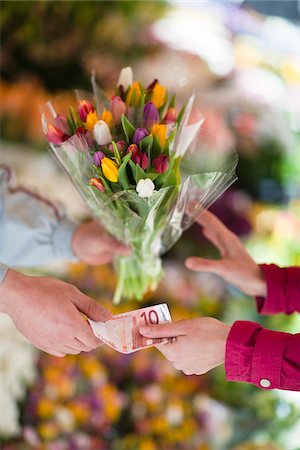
left=139, top=326, right=150, bottom=335
left=185, top=258, right=195, bottom=268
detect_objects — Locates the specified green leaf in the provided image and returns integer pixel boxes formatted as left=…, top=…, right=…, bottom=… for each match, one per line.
left=111, top=141, right=122, bottom=166
left=135, top=163, right=147, bottom=183
left=177, top=105, right=186, bottom=126
left=129, top=159, right=137, bottom=183
left=168, top=93, right=176, bottom=109
left=145, top=169, right=160, bottom=181
left=158, top=101, right=167, bottom=119
left=140, top=135, right=153, bottom=153
left=152, top=134, right=163, bottom=158
left=118, top=153, right=132, bottom=190
left=121, top=114, right=136, bottom=143
left=167, top=123, right=178, bottom=143
left=67, top=107, right=77, bottom=134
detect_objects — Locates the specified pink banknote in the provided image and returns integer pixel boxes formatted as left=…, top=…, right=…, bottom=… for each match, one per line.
left=88, top=303, right=172, bottom=354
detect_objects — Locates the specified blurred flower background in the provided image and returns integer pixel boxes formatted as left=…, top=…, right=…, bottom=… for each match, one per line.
left=1, top=1, right=300, bottom=449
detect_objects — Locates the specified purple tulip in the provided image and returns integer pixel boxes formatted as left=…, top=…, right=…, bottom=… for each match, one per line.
left=143, top=102, right=159, bottom=128
left=93, top=151, right=106, bottom=166
left=133, top=128, right=149, bottom=145
left=153, top=155, right=169, bottom=174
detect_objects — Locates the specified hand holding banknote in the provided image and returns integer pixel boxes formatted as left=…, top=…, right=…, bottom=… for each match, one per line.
left=139, top=317, right=230, bottom=375
left=89, top=303, right=172, bottom=353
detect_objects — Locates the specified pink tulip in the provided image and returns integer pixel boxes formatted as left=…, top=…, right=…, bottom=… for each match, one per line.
left=110, top=96, right=126, bottom=123
left=54, top=114, right=70, bottom=135
left=46, top=124, right=70, bottom=144
left=163, top=108, right=176, bottom=123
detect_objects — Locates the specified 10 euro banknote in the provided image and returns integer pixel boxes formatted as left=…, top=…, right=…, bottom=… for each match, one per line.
left=88, top=303, right=172, bottom=354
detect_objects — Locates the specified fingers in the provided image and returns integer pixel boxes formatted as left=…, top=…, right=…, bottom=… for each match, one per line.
left=73, top=293, right=113, bottom=322
left=185, top=257, right=225, bottom=276
left=100, top=232, right=131, bottom=257
left=139, top=321, right=187, bottom=339
left=195, top=211, right=233, bottom=254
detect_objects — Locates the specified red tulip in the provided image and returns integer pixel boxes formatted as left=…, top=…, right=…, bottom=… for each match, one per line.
left=153, top=155, right=169, bottom=174
left=132, top=152, right=149, bottom=170
left=89, top=178, right=105, bottom=192
left=78, top=100, right=95, bottom=122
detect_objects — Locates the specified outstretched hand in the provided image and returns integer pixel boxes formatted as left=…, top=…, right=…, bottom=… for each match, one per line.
left=185, top=211, right=267, bottom=297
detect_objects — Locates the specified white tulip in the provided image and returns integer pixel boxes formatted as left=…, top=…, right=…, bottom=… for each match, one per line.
left=117, top=66, right=133, bottom=90
left=93, top=120, right=112, bottom=146
left=136, top=178, right=155, bottom=198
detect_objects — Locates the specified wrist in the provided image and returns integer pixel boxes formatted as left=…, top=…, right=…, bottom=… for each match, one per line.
left=0, top=269, right=27, bottom=314
left=254, top=265, right=267, bottom=297
left=218, top=323, right=231, bottom=365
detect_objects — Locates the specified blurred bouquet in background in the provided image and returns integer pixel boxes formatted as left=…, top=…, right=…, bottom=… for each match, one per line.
left=42, top=67, right=238, bottom=303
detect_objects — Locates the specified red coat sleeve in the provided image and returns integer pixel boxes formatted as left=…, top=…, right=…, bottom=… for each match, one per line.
left=225, top=321, right=300, bottom=391
left=256, top=264, right=300, bottom=314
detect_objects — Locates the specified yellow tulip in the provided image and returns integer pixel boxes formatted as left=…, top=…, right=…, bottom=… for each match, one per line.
left=85, top=110, right=98, bottom=131
left=101, top=157, right=119, bottom=182
left=100, top=109, right=113, bottom=129
left=151, top=123, right=167, bottom=148
left=126, top=80, right=141, bottom=106
left=151, top=83, right=166, bottom=109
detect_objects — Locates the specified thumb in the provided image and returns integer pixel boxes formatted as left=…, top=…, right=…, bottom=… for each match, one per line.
left=74, top=294, right=113, bottom=322
left=185, top=257, right=225, bottom=276
left=139, top=321, right=185, bottom=338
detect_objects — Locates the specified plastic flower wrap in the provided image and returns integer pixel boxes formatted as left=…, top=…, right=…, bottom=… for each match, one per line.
left=42, top=67, right=238, bottom=303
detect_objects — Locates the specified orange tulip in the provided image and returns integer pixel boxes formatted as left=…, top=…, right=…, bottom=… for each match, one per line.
left=126, top=81, right=141, bottom=106
left=150, top=83, right=166, bottom=109
left=100, top=109, right=113, bottom=129
left=151, top=123, right=167, bottom=148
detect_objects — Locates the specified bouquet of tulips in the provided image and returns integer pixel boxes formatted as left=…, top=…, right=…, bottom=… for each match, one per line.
left=42, top=67, right=237, bottom=303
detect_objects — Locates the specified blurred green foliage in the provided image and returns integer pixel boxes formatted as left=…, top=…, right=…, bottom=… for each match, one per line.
left=0, top=0, right=167, bottom=90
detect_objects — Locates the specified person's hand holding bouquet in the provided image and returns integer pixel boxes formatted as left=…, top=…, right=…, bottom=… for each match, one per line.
left=43, top=67, right=237, bottom=303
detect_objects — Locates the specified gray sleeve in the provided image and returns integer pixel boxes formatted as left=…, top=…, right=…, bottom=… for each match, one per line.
left=0, top=165, right=79, bottom=270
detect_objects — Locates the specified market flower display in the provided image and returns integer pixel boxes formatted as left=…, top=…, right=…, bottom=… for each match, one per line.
left=42, top=67, right=238, bottom=302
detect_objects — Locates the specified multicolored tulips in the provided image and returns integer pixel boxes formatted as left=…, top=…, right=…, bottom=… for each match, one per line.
left=45, top=66, right=184, bottom=192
